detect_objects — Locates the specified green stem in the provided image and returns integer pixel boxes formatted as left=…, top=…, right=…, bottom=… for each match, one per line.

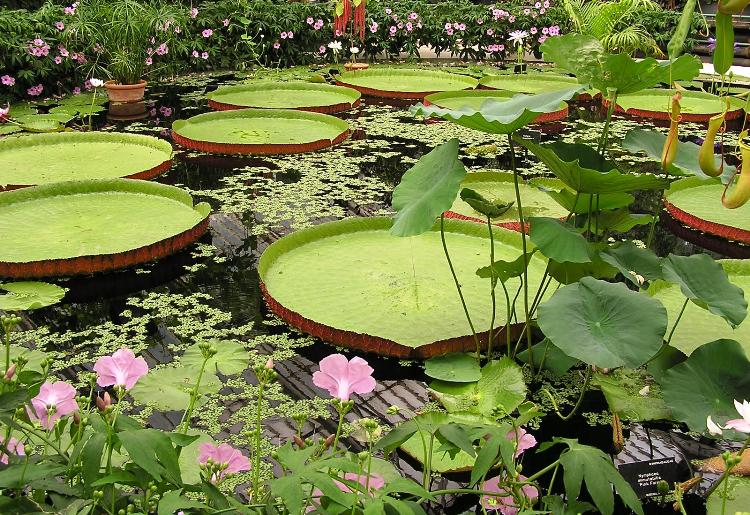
left=598, top=90, right=618, bottom=155
left=500, top=281, right=512, bottom=356
left=546, top=462, right=560, bottom=496
left=487, top=215, right=497, bottom=362
left=180, top=355, right=209, bottom=433
left=525, top=459, right=561, bottom=483
left=542, top=366, right=593, bottom=421
left=666, top=298, right=689, bottom=346
left=705, top=436, right=750, bottom=500
left=440, top=214, right=480, bottom=353
left=331, top=404, right=347, bottom=455
left=251, top=379, right=266, bottom=500
left=508, top=133, right=533, bottom=368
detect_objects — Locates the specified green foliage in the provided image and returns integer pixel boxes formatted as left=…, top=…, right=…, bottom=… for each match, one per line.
left=529, top=217, right=591, bottom=264
left=0, top=281, right=65, bottom=311
left=424, top=353, right=481, bottom=382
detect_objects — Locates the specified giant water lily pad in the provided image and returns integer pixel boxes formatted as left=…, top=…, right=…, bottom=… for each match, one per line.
left=664, top=177, right=750, bottom=244
left=425, top=90, right=568, bottom=123
left=171, top=109, right=350, bottom=154
left=446, top=173, right=568, bottom=230
left=0, top=132, right=173, bottom=189
left=336, top=68, right=478, bottom=99
left=660, top=339, right=750, bottom=434
left=258, top=217, right=551, bottom=358
left=650, top=260, right=750, bottom=355
left=615, top=89, right=744, bottom=122
left=0, top=179, right=210, bottom=278
left=478, top=73, right=580, bottom=94
left=0, top=282, right=65, bottom=310
left=207, top=82, right=361, bottom=113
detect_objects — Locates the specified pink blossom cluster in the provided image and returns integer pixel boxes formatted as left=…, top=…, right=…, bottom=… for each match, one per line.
left=189, top=7, right=198, bottom=19
left=192, top=50, right=209, bottom=59
left=307, top=17, right=325, bottom=30
left=445, top=21, right=466, bottom=36
left=280, top=31, right=294, bottom=39
left=27, top=84, right=43, bottom=96
left=384, top=11, right=422, bottom=37
left=486, top=44, right=505, bottom=53
left=63, top=2, right=78, bottom=15
left=1, top=75, right=15, bottom=86
left=27, top=38, right=50, bottom=58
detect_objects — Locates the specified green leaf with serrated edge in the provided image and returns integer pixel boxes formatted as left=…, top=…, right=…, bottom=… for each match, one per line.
left=662, top=253, right=747, bottom=328
left=529, top=217, right=591, bottom=263
left=659, top=339, right=750, bottom=435
left=390, top=139, right=466, bottom=237
left=424, top=353, right=481, bottom=382
left=538, top=277, right=667, bottom=368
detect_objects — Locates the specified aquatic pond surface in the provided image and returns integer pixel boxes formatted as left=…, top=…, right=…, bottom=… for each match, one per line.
left=9, top=65, right=749, bottom=513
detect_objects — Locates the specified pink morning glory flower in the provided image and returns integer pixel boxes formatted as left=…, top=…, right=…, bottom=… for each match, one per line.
left=506, top=427, right=537, bottom=457
left=319, top=45, right=326, bottom=53
left=93, top=348, right=149, bottom=391
left=223, top=19, right=230, bottom=27
left=1, top=75, right=15, bottom=86
left=0, top=437, right=24, bottom=464
left=72, top=87, right=81, bottom=94
left=287, top=31, right=294, bottom=39
left=0, top=104, right=9, bottom=121
left=27, top=381, right=78, bottom=429
left=189, top=7, right=198, bottom=18
left=55, top=21, right=65, bottom=30
left=145, top=57, right=152, bottom=65
left=202, top=29, right=213, bottom=38
left=312, top=354, right=376, bottom=402
left=482, top=475, right=539, bottom=514
left=198, top=442, right=250, bottom=483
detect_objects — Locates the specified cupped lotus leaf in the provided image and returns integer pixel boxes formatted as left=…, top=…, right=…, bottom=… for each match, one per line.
left=476, top=250, right=536, bottom=283
left=130, top=366, right=221, bottom=411
left=424, top=89, right=568, bottom=121
left=661, top=253, right=747, bottom=328
left=337, top=68, right=478, bottom=96
left=459, top=188, right=513, bottom=218
left=529, top=217, right=591, bottom=263
left=706, top=476, right=750, bottom=514
left=172, top=109, right=349, bottom=145
left=0, top=282, right=65, bottom=310
left=390, top=139, right=466, bottom=237
left=600, top=242, right=664, bottom=287
left=180, top=340, right=250, bottom=376
left=429, top=358, right=526, bottom=417
left=207, top=82, right=360, bottom=111
left=424, top=353, right=481, bottom=383
left=0, top=132, right=173, bottom=187
left=650, top=260, right=750, bottom=356
left=411, top=87, right=582, bottom=134
left=593, top=370, right=673, bottom=422
left=538, top=277, right=667, bottom=368
left=258, top=217, right=551, bottom=355
left=515, top=139, right=669, bottom=193
left=0, top=179, right=210, bottom=266
left=449, top=173, right=568, bottom=223
left=665, top=177, right=750, bottom=235
left=580, top=209, right=655, bottom=236
left=541, top=34, right=700, bottom=94
left=540, top=186, right=634, bottom=214
left=516, top=338, right=580, bottom=376
left=17, top=117, right=64, bottom=133
left=478, top=73, right=580, bottom=94
left=617, top=89, right=744, bottom=116
left=659, top=339, right=750, bottom=435
left=623, top=129, right=736, bottom=182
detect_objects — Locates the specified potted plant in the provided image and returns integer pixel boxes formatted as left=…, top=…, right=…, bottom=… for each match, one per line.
left=62, top=0, right=184, bottom=103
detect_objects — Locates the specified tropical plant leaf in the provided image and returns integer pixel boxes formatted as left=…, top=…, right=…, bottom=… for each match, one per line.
left=714, top=12, right=735, bottom=76
left=541, top=438, right=644, bottom=515
left=181, top=340, right=249, bottom=376
left=410, top=87, right=583, bottom=134
left=515, top=139, right=669, bottom=193
left=593, top=370, right=673, bottom=422
left=706, top=476, right=750, bottom=514
left=659, top=339, right=750, bottom=435
left=540, top=187, right=634, bottom=214
left=390, top=139, right=467, bottom=237
left=580, top=209, right=654, bottom=235
left=130, top=366, right=221, bottom=411
left=476, top=250, right=536, bottom=283
left=424, top=353, right=481, bottom=382
left=529, top=217, right=591, bottom=263
left=661, top=253, right=747, bottom=328
left=0, top=282, right=65, bottom=311
left=459, top=188, right=514, bottom=218
left=516, top=338, right=580, bottom=376
left=537, top=277, right=667, bottom=368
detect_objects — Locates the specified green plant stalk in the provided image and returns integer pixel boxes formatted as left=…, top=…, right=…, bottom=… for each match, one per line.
left=3, top=321, right=11, bottom=380
left=331, top=403, right=348, bottom=455
left=666, top=297, right=690, bottom=346
left=424, top=432, right=435, bottom=489
left=704, top=436, right=750, bottom=502
left=507, top=133, right=533, bottom=367
left=598, top=89, right=618, bottom=155
left=87, top=87, right=97, bottom=131
left=487, top=215, right=497, bottom=361
left=542, top=366, right=593, bottom=421
left=440, top=214, right=481, bottom=355
left=180, top=354, right=210, bottom=433
left=251, top=377, right=266, bottom=501
left=500, top=281, right=512, bottom=356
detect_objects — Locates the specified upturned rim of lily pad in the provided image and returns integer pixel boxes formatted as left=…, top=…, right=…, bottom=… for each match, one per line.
left=610, top=89, right=745, bottom=123
left=207, top=81, right=361, bottom=114
left=336, top=68, right=479, bottom=100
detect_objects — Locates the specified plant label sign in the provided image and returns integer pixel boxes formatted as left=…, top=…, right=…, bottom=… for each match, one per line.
left=618, top=457, right=679, bottom=498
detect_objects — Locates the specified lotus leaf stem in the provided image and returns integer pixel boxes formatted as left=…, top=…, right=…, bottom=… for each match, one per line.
left=666, top=297, right=689, bottom=346
left=487, top=215, right=497, bottom=362
left=542, top=366, right=593, bottom=421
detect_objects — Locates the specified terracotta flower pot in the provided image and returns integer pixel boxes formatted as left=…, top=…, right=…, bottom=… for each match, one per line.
left=344, top=62, right=369, bottom=71
left=104, top=80, right=147, bottom=103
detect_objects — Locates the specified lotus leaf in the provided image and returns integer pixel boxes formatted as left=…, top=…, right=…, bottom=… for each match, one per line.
left=0, top=282, right=65, bottom=310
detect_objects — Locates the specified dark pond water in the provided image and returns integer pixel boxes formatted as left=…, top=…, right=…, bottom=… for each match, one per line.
left=11, top=66, right=750, bottom=513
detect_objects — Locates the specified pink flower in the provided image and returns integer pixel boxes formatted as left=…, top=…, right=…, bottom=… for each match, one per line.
left=530, top=27, right=537, bottom=34
left=319, top=45, right=326, bottom=53
left=55, top=21, right=65, bottom=30
left=54, top=56, right=63, bottom=64
left=27, top=381, right=78, bottom=429
left=201, top=51, right=209, bottom=59
left=370, top=21, right=378, bottom=33
left=156, top=43, right=168, bottom=55
left=27, top=85, right=43, bottom=97
left=523, top=8, right=531, bottom=14
left=509, top=15, right=516, bottom=22
left=174, top=26, right=181, bottom=34
left=202, top=29, right=213, bottom=38
left=93, top=348, right=149, bottom=391
left=409, top=12, right=418, bottom=20
left=145, top=57, right=153, bottom=65
left=0, top=104, right=9, bottom=121
left=307, top=17, right=314, bottom=25
left=198, top=442, right=250, bottom=482
left=223, top=18, right=230, bottom=26
left=59, top=45, right=69, bottom=57
left=538, top=36, right=547, bottom=44
left=385, top=8, right=392, bottom=14
left=506, top=427, right=537, bottom=457
left=73, top=87, right=81, bottom=94
left=287, top=31, right=294, bottom=39
left=482, top=475, right=539, bottom=514
left=486, top=28, right=494, bottom=35
left=189, top=7, right=198, bottom=18
left=445, top=22, right=452, bottom=30
left=312, top=354, right=376, bottom=402
left=446, top=28, right=454, bottom=36
left=544, top=0, right=550, bottom=7
left=273, top=42, right=281, bottom=49
left=0, top=437, right=24, bottom=464
left=1, top=75, right=15, bottom=86
left=159, top=106, right=173, bottom=117
left=192, top=50, right=199, bottom=58
left=406, top=22, right=413, bottom=31
left=725, top=399, right=750, bottom=433
left=390, top=26, right=397, bottom=35
left=337, top=472, right=385, bottom=492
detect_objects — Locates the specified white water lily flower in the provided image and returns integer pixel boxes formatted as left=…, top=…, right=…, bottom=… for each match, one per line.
left=707, top=415, right=724, bottom=436
left=508, top=30, right=528, bottom=46
left=350, top=46, right=360, bottom=54
left=628, top=270, right=645, bottom=286
left=328, top=41, right=342, bottom=52
left=89, top=78, right=104, bottom=88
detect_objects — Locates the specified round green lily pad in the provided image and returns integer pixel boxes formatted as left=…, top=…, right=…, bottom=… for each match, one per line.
left=446, top=172, right=568, bottom=230
left=424, top=90, right=568, bottom=123
left=259, top=217, right=550, bottom=358
left=336, top=68, right=478, bottom=99
left=0, top=179, right=211, bottom=278
left=171, top=109, right=350, bottom=154
left=615, top=89, right=745, bottom=121
left=650, top=259, right=750, bottom=356
left=478, top=73, right=580, bottom=94
left=207, top=82, right=361, bottom=113
left=664, top=177, right=750, bottom=244
left=0, top=132, right=173, bottom=190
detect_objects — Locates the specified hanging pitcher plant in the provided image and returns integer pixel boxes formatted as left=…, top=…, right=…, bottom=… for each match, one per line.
left=723, top=131, right=750, bottom=208
left=334, top=0, right=367, bottom=41
left=699, top=98, right=730, bottom=177
left=661, top=92, right=682, bottom=171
